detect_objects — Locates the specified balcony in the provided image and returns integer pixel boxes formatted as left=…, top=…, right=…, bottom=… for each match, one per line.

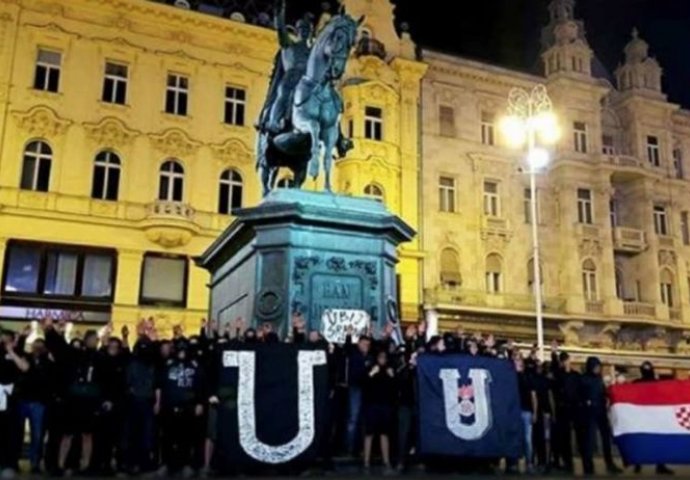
left=607, top=155, right=642, bottom=169
left=586, top=301, right=604, bottom=314
left=613, top=227, right=647, bottom=253
left=623, top=301, right=656, bottom=318
left=424, top=287, right=566, bottom=313
left=141, top=200, right=199, bottom=248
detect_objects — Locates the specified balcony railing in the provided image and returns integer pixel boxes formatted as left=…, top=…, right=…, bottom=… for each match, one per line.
left=483, top=216, right=508, bottom=231
left=147, top=200, right=195, bottom=221
left=623, top=301, right=655, bottom=317
left=608, top=155, right=642, bottom=169
left=613, top=227, right=647, bottom=253
left=585, top=301, right=604, bottom=314
left=424, top=287, right=565, bottom=313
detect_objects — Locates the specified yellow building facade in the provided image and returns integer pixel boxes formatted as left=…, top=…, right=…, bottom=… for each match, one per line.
left=421, top=0, right=690, bottom=371
left=0, top=0, right=426, bottom=335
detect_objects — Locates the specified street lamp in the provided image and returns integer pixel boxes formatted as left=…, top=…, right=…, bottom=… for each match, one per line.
left=501, top=85, right=560, bottom=361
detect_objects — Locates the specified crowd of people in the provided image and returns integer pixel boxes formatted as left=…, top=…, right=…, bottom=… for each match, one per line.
left=0, top=316, right=675, bottom=478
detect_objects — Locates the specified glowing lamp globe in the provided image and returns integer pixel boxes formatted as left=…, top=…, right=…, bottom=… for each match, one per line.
left=500, top=115, right=527, bottom=148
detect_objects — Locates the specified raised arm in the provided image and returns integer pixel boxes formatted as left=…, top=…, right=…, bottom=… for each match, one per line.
left=275, top=0, right=291, bottom=47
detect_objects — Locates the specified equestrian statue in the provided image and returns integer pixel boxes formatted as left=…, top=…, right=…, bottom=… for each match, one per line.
left=256, top=0, right=362, bottom=196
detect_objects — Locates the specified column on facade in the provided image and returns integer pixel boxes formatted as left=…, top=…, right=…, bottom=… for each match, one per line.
left=0, top=238, right=7, bottom=298
left=113, top=249, right=144, bottom=329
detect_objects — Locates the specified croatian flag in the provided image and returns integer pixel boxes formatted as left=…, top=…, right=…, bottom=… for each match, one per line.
left=610, top=380, right=690, bottom=465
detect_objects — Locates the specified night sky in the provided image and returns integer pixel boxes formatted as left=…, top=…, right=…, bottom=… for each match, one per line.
left=393, top=0, right=690, bottom=108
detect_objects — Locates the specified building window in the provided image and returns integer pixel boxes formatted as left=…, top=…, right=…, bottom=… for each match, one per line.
left=673, top=148, right=684, bottom=179
left=602, top=135, right=615, bottom=155
left=439, top=176, right=456, bottom=213
left=364, top=106, right=383, bottom=141
left=681, top=211, right=690, bottom=246
left=485, top=254, right=502, bottom=294
left=615, top=267, right=625, bottom=300
left=439, top=105, right=455, bottom=137
left=440, top=248, right=461, bottom=288
left=218, top=169, right=243, bottom=215
left=609, top=198, right=618, bottom=227
left=647, top=136, right=660, bottom=167
left=224, top=86, right=246, bottom=126
left=523, top=188, right=540, bottom=224
left=91, top=151, right=121, bottom=201
left=660, top=269, right=674, bottom=308
left=33, top=49, right=61, bottom=93
left=20, top=141, right=52, bottom=192
left=140, top=254, right=187, bottom=306
left=102, top=62, right=128, bottom=105
left=481, top=112, right=495, bottom=146
left=582, top=259, right=598, bottom=301
left=573, top=122, right=588, bottom=153
left=483, top=181, right=500, bottom=217
left=654, top=205, right=669, bottom=236
left=577, top=188, right=593, bottom=224
left=2, top=241, right=115, bottom=300
left=165, top=73, right=189, bottom=116
left=364, top=183, right=384, bottom=202
left=158, top=160, right=184, bottom=202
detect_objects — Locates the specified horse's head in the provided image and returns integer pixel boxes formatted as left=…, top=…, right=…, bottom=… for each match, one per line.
left=312, top=12, right=364, bottom=81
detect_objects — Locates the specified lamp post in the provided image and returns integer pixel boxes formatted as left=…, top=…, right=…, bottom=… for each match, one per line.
left=501, top=85, right=560, bottom=361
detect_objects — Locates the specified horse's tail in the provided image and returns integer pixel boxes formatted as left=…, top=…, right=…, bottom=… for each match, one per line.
left=255, top=132, right=266, bottom=171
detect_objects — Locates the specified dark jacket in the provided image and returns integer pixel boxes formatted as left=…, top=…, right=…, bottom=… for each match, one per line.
left=16, top=354, right=56, bottom=404
left=580, top=356, right=607, bottom=414
left=363, top=365, right=396, bottom=406
left=158, top=357, right=205, bottom=408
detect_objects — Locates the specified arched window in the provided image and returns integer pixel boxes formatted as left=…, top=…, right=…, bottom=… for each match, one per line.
left=582, top=259, right=598, bottom=301
left=527, top=258, right=544, bottom=293
left=440, top=248, right=461, bottom=288
left=91, top=150, right=121, bottom=201
left=20, top=141, right=52, bottom=192
left=218, top=169, right=243, bottom=215
left=660, top=269, right=675, bottom=308
left=364, top=183, right=384, bottom=202
left=485, top=254, right=502, bottom=294
left=158, top=160, right=184, bottom=202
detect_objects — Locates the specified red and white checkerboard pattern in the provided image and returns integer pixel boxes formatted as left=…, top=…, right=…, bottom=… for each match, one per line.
left=674, top=406, right=690, bottom=430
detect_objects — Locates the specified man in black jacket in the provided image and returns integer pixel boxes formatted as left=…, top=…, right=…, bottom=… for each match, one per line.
left=344, top=333, right=372, bottom=456
left=579, top=356, right=622, bottom=475
left=156, top=341, right=206, bottom=477
left=551, top=350, right=581, bottom=473
left=45, top=324, right=105, bottom=475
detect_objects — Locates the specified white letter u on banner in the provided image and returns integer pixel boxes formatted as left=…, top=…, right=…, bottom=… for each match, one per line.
left=224, top=350, right=327, bottom=464
left=438, top=368, right=493, bottom=440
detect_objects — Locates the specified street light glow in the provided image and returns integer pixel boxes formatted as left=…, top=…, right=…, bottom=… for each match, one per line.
left=533, top=112, right=561, bottom=145
left=527, top=147, right=550, bottom=170
left=500, top=115, right=527, bottom=148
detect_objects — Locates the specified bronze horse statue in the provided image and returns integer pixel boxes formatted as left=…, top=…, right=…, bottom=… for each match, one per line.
left=256, top=8, right=362, bottom=196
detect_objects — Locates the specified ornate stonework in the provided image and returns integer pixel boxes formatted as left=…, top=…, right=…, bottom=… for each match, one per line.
left=13, top=106, right=72, bottom=137
left=211, top=138, right=253, bottom=166
left=149, top=128, right=202, bottom=158
left=83, top=117, right=140, bottom=149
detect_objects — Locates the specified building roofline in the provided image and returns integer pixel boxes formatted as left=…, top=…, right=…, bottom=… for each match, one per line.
left=421, top=47, right=546, bottom=84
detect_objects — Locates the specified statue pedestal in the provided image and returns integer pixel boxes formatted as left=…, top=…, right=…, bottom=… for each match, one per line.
left=197, top=189, right=415, bottom=337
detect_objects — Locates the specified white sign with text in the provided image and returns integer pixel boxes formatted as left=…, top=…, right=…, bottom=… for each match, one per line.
left=320, top=309, right=370, bottom=344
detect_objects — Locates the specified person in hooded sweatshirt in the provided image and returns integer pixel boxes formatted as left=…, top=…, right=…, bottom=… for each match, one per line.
left=156, top=341, right=206, bottom=478
left=123, top=335, right=158, bottom=475
left=632, top=362, right=673, bottom=475
left=93, top=336, right=129, bottom=475
left=45, top=325, right=105, bottom=475
left=579, top=356, right=622, bottom=476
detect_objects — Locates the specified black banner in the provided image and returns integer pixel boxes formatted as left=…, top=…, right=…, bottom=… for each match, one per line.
left=214, top=344, right=329, bottom=472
